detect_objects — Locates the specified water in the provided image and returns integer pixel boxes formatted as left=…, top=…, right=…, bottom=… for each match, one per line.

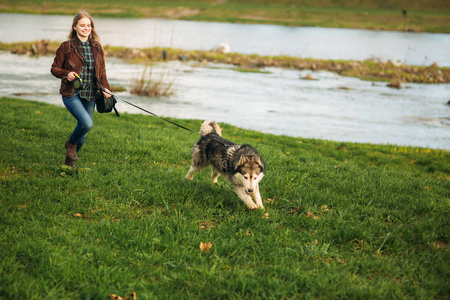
left=1, top=52, right=449, bottom=150
left=0, top=13, right=449, bottom=66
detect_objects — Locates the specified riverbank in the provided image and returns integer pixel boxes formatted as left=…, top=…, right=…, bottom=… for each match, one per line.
left=1, top=0, right=449, bottom=33
left=2, top=40, right=449, bottom=85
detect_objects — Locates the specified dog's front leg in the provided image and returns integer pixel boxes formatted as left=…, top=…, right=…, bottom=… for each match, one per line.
left=185, top=165, right=196, bottom=180
left=251, top=184, right=264, bottom=209
left=211, top=168, right=220, bottom=185
left=234, top=186, right=258, bottom=209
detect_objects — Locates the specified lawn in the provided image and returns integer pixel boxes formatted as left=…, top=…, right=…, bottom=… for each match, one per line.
left=0, top=97, right=449, bottom=299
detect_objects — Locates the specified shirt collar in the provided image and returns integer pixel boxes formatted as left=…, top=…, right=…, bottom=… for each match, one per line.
left=76, top=36, right=90, bottom=46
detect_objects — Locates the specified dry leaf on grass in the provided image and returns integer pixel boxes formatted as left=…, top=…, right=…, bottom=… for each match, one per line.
left=200, top=241, right=213, bottom=253
left=109, top=292, right=137, bottom=300
left=289, top=206, right=300, bottom=213
left=198, top=220, right=216, bottom=229
left=307, top=211, right=319, bottom=219
left=18, top=203, right=29, bottom=209
left=433, top=241, right=448, bottom=249
left=264, top=198, right=275, bottom=204
left=262, top=212, right=269, bottom=219
left=74, top=213, right=84, bottom=218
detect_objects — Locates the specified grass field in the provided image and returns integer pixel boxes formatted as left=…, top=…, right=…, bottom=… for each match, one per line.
left=1, top=97, right=449, bottom=299
left=0, top=0, right=449, bottom=32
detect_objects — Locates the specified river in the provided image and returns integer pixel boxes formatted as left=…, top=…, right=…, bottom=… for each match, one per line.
left=0, top=13, right=449, bottom=149
left=0, top=13, right=449, bottom=66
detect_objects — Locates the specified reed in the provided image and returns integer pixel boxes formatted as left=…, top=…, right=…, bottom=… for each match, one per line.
left=130, top=63, right=178, bottom=97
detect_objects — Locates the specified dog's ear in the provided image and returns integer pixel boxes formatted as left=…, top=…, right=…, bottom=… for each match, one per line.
left=237, top=155, right=249, bottom=168
left=255, top=156, right=266, bottom=172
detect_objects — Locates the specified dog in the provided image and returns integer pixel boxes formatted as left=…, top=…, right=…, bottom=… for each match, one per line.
left=185, top=120, right=266, bottom=209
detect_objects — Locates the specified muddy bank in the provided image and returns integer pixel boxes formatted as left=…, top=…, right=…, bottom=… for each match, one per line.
left=2, top=39, right=449, bottom=84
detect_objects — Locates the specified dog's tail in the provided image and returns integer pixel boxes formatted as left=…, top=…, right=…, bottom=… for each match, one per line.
left=199, top=120, right=222, bottom=137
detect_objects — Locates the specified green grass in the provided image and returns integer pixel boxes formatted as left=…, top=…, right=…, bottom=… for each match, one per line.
left=0, top=0, right=449, bottom=32
left=1, top=97, right=449, bottom=299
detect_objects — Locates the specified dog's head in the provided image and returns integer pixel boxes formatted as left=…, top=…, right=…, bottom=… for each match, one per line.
left=232, top=145, right=266, bottom=195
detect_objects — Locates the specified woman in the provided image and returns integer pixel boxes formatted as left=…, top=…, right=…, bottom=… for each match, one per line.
left=51, top=11, right=112, bottom=168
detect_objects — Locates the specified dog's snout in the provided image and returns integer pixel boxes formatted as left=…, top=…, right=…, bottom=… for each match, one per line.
left=247, top=188, right=254, bottom=194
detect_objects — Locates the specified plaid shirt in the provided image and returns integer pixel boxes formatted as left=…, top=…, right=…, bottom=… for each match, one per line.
left=75, top=39, right=96, bottom=101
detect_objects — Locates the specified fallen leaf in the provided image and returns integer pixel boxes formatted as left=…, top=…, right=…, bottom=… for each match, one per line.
left=321, top=205, right=330, bottom=211
left=35, top=111, right=41, bottom=114
left=198, top=220, right=215, bottom=229
left=109, top=292, right=136, bottom=300
left=200, top=241, right=213, bottom=253
left=18, top=203, right=29, bottom=209
left=244, top=229, right=252, bottom=236
left=74, top=213, right=84, bottom=218
left=264, top=198, right=275, bottom=204
left=433, top=241, right=447, bottom=249
left=306, top=211, right=319, bottom=219
left=126, top=292, right=137, bottom=300
left=289, top=206, right=300, bottom=213
left=262, top=212, right=269, bottom=219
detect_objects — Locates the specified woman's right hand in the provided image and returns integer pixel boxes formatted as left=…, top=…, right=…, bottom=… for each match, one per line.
left=67, top=71, right=78, bottom=82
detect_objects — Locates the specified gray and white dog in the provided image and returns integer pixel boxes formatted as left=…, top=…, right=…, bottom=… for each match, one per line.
left=186, top=120, right=266, bottom=209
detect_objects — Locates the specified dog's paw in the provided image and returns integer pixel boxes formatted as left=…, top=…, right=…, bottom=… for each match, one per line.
left=247, top=202, right=258, bottom=210
left=185, top=174, right=194, bottom=180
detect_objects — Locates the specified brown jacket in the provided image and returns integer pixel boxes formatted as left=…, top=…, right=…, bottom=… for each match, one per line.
left=51, top=38, right=110, bottom=99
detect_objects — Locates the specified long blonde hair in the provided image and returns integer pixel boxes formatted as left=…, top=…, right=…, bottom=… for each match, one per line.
left=68, top=11, right=100, bottom=43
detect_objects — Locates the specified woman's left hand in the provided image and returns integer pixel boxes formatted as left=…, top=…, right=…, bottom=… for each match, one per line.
left=102, top=88, right=112, bottom=98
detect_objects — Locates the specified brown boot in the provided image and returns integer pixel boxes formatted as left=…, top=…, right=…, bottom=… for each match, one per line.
left=65, top=139, right=78, bottom=161
left=64, top=155, right=76, bottom=168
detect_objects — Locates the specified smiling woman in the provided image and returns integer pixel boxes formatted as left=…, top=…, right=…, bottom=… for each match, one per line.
left=50, top=11, right=112, bottom=169
left=72, top=15, right=93, bottom=42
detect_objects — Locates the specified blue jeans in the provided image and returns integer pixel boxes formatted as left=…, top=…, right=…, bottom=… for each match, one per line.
left=62, top=94, right=95, bottom=153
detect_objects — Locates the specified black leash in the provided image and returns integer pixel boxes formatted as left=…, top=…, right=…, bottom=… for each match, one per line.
left=96, top=85, right=230, bottom=146
left=110, top=90, right=197, bottom=134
